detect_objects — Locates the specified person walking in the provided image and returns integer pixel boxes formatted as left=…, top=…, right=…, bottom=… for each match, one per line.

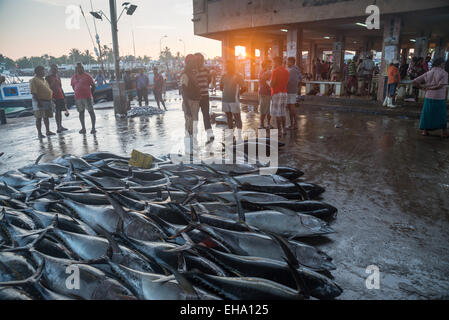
left=220, top=60, right=247, bottom=140
left=413, top=57, right=448, bottom=138
left=136, top=69, right=149, bottom=107
left=210, top=67, right=217, bottom=94
left=346, top=57, right=358, bottom=96
left=181, top=55, right=201, bottom=153
left=153, top=67, right=167, bottom=111
left=71, top=63, right=96, bottom=134
left=195, top=53, right=215, bottom=144
left=286, top=57, right=301, bottom=129
left=258, top=59, right=272, bottom=129
left=270, top=56, right=290, bottom=138
left=95, top=70, right=106, bottom=86
left=383, top=60, right=400, bottom=108
left=46, top=64, right=69, bottom=133
left=30, top=66, right=55, bottom=138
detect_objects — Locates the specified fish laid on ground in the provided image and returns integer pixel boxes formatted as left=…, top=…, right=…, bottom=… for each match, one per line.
left=0, top=151, right=342, bottom=300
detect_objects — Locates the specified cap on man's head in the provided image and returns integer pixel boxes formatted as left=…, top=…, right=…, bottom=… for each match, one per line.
left=34, top=66, right=45, bottom=74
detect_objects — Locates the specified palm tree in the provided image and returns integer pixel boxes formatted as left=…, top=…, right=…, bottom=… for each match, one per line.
left=69, top=48, right=82, bottom=65
left=83, top=50, right=94, bottom=65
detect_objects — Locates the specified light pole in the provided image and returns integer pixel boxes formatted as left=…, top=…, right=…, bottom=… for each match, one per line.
left=179, top=39, right=186, bottom=56
left=90, top=1, right=137, bottom=115
left=160, top=35, right=168, bottom=55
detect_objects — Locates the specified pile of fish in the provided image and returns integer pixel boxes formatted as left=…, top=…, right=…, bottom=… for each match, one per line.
left=127, top=106, right=165, bottom=118
left=0, top=151, right=342, bottom=300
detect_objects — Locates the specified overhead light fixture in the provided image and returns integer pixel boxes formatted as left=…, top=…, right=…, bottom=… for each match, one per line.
left=410, top=39, right=416, bottom=42
left=90, top=11, right=103, bottom=20
left=324, top=36, right=330, bottom=39
left=126, top=4, right=137, bottom=15
left=356, top=22, right=367, bottom=27
left=281, top=29, right=288, bottom=32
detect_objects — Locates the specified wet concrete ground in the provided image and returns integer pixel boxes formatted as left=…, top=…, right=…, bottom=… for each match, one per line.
left=1, top=90, right=448, bottom=299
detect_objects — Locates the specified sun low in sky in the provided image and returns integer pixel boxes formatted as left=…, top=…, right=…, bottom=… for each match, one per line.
left=0, top=0, right=221, bottom=60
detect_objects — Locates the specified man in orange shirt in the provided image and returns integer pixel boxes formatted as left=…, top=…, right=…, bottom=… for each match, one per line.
left=384, top=60, right=400, bottom=108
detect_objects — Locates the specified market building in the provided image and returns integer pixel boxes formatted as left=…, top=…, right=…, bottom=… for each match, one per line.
left=192, top=0, right=449, bottom=101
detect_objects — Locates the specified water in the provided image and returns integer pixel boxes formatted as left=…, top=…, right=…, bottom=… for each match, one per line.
left=18, top=76, right=74, bottom=94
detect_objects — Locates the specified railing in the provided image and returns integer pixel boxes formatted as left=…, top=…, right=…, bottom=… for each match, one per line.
left=305, top=81, right=344, bottom=96
left=397, top=80, right=449, bottom=101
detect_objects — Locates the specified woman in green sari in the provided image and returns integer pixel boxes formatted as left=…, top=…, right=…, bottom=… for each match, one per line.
left=413, top=57, right=448, bottom=138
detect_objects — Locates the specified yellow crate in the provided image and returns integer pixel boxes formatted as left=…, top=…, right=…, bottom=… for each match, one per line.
left=128, top=149, right=154, bottom=169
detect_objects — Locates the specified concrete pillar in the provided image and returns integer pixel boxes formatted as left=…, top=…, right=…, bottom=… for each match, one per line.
left=400, top=48, right=408, bottom=64
left=414, top=37, right=429, bottom=58
left=271, top=38, right=284, bottom=59
left=222, top=33, right=235, bottom=72
left=377, top=16, right=402, bottom=102
left=287, top=27, right=303, bottom=68
left=433, top=38, right=446, bottom=59
left=249, top=41, right=256, bottom=80
left=332, top=33, right=345, bottom=81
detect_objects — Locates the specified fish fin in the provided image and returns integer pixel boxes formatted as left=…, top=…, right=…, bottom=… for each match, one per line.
left=152, top=274, right=176, bottom=283
left=189, top=204, right=199, bottom=223
left=35, top=153, right=45, bottom=165
left=231, top=189, right=245, bottom=223
left=167, top=224, right=195, bottom=240
left=128, top=167, right=133, bottom=178
left=0, top=260, right=45, bottom=287
left=292, top=181, right=310, bottom=201
left=177, top=251, right=187, bottom=273
left=200, top=161, right=242, bottom=187
left=93, top=224, right=121, bottom=256
left=266, top=232, right=310, bottom=299
left=157, top=260, right=199, bottom=300
left=116, top=215, right=124, bottom=235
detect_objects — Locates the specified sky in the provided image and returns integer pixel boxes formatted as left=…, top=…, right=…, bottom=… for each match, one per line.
left=0, top=0, right=222, bottom=60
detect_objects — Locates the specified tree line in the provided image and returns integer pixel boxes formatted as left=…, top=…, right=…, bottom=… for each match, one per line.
left=0, top=45, right=154, bottom=70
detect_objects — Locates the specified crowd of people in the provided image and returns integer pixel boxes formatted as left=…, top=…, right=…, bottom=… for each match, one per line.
left=30, top=62, right=97, bottom=137
left=27, top=51, right=448, bottom=142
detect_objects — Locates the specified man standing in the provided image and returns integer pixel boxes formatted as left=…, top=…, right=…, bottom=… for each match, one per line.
left=124, top=70, right=135, bottom=111
left=136, top=69, right=149, bottom=107
left=181, top=55, right=201, bottom=154
left=258, top=59, right=272, bottom=129
left=286, top=57, right=301, bottom=129
left=384, top=60, right=400, bottom=108
left=46, top=64, right=69, bottom=133
left=270, top=57, right=289, bottom=138
left=30, top=66, right=55, bottom=138
left=220, top=60, right=246, bottom=139
left=195, top=53, right=214, bottom=144
left=71, top=63, right=96, bottom=134
left=153, top=67, right=167, bottom=111
left=361, top=55, right=375, bottom=95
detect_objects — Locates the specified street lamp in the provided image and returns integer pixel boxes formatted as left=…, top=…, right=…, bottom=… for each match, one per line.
left=179, top=39, right=186, bottom=56
left=90, top=1, right=137, bottom=115
left=160, top=35, right=168, bottom=54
